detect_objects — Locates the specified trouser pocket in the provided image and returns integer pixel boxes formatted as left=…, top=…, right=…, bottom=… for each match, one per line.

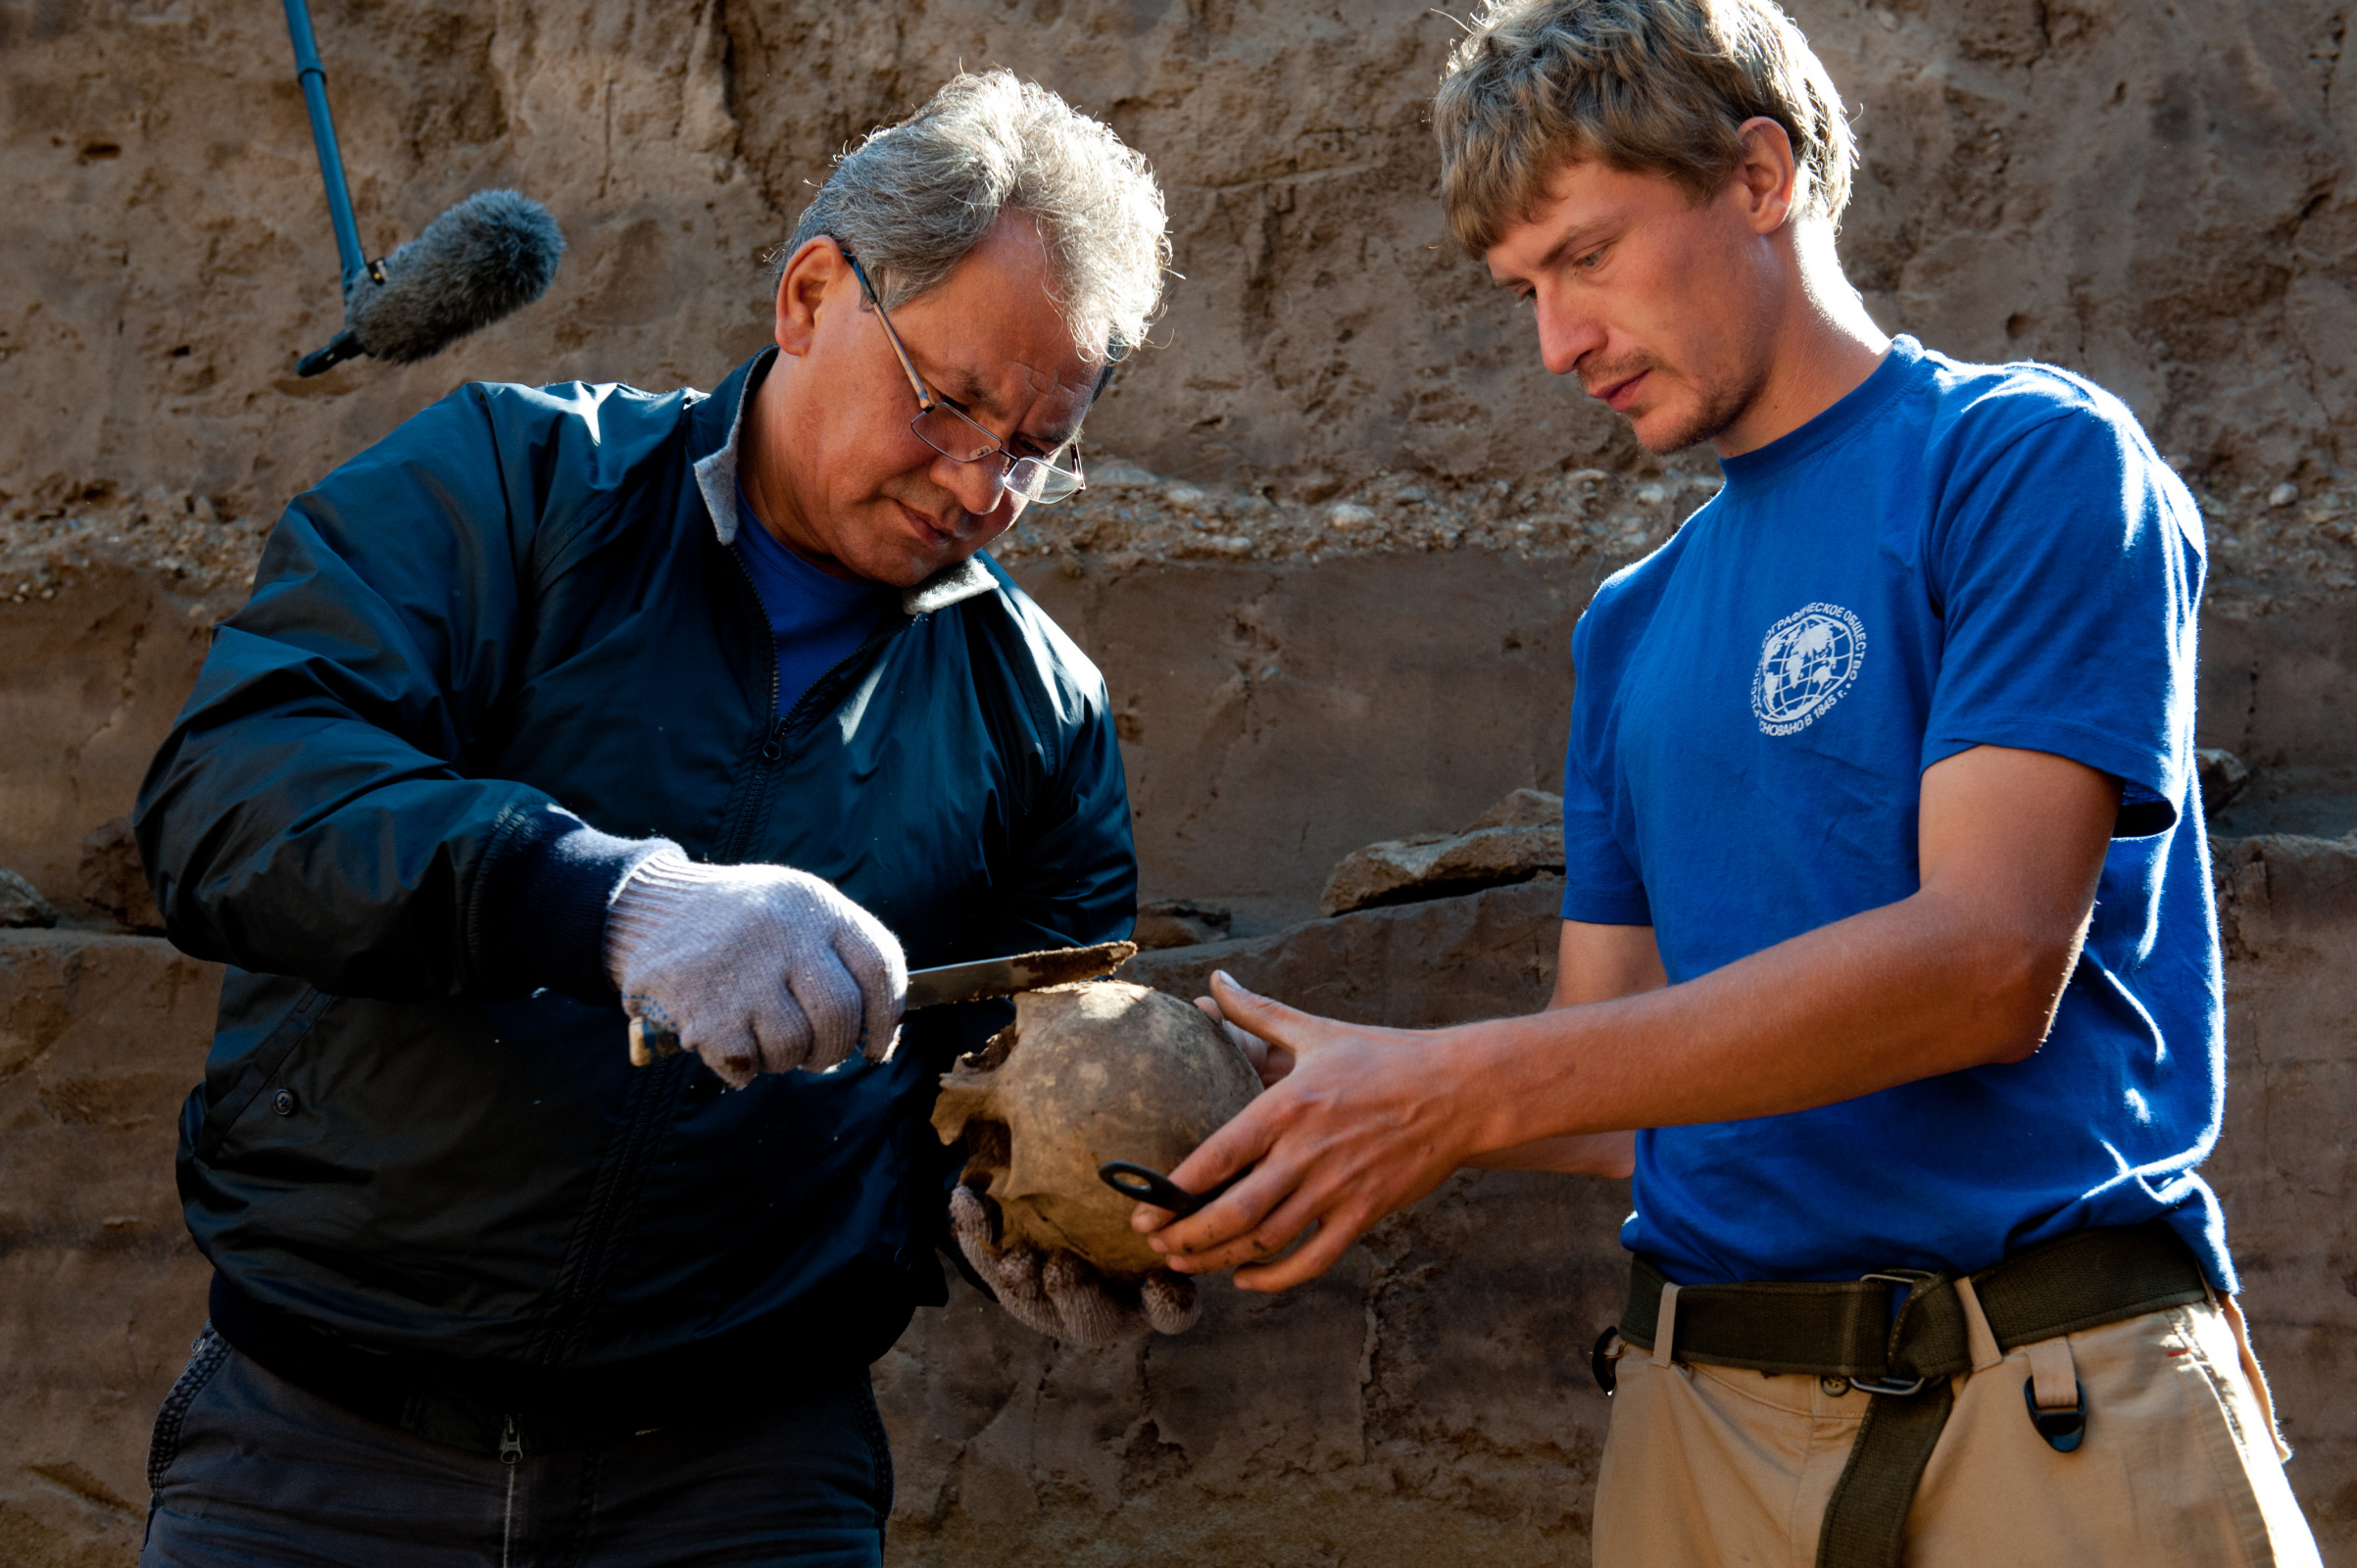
left=147, top=1323, right=231, bottom=1494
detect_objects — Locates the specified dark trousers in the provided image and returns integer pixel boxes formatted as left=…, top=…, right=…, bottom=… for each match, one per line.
left=141, top=1327, right=893, bottom=1568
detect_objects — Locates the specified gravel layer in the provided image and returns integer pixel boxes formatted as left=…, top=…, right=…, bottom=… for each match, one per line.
left=6, top=462, right=2348, bottom=615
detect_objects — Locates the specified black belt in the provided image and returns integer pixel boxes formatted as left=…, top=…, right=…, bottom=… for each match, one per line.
left=208, top=1272, right=895, bottom=1457
left=1606, top=1222, right=2209, bottom=1568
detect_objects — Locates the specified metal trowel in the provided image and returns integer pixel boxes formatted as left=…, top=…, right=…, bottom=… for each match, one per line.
left=626, top=940, right=1138, bottom=1065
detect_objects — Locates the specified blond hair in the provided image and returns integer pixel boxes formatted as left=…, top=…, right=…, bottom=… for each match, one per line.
left=1434, top=0, right=1855, bottom=255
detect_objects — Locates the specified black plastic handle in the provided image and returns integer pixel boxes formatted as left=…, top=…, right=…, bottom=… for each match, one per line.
left=1099, top=1160, right=1230, bottom=1218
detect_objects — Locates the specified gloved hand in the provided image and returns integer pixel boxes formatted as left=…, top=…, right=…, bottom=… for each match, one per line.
left=604, top=848, right=907, bottom=1088
left=950, top=1183, right=1200, bottom=1344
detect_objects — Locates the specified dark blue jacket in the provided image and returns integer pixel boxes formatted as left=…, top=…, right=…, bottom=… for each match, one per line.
left=135, top=352, right=1135, bottom=1430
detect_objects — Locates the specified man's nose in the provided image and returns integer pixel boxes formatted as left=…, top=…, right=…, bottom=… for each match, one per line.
left=1534, top=292, right=1606, bottom=379
left=931, top=451, right=1008, bottom=521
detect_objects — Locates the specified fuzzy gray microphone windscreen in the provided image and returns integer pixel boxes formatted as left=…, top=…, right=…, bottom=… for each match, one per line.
left=342, top=190, right=565, bottom=364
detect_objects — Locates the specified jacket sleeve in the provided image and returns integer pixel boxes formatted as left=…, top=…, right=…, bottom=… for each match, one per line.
left=134, top=385, right=661, bottom=1004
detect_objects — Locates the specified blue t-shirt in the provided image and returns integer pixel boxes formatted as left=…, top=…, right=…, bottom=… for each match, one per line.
left=1561, top=336, right=2230, bottom=1290
left=735, top=490, right=900, bottom=716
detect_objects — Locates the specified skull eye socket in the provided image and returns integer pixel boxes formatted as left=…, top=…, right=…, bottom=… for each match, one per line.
left=961, top=1021, right=1021, bottom=1075
left=960, top=1117, right=1013, bottom=1191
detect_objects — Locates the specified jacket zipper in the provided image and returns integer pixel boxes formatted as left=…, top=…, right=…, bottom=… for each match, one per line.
left=529, top=537, right=913, bottom=1372
left=500, top=1416, right=521, bottom=1567
left=527, top=509, right=786, bottom=1371
left=714, top=537, right=786, bottom=856
left=716, top=538, right=912, bottom=854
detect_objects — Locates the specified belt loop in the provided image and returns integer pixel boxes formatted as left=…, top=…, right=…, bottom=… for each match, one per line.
left=2023, top=1335, right=2087, bottom=1453
left=1651, top=1283, right=1681, bottom=1367
left=2026, top=1335, right=2078, bottom=1411
left=1952, top=1275, right=2004, bottom=1373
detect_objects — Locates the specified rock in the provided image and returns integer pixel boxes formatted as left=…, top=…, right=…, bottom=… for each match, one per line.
left=0, top=867, right=58, bottom=928
left=1318, top=789, right=1566, bottom=916
left=1464, top=787, right=1564, bottom=832
left=1088, top=461, right=1160, bottom=489
left=1132, top=898, right=1233, bottom=951
left=2270, top=482, right=2300, bottom=508
left=77, top=816, right=163, bottom=934
left=2197, top=748, right=2252, bottom=816
left=1131, top=877, right=1568, bottom=1027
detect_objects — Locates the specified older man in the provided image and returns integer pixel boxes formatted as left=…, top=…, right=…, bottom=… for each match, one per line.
left=1143, top=4, right=2322, bottom=1566
left=134, top=72, right=1176, bottom=1568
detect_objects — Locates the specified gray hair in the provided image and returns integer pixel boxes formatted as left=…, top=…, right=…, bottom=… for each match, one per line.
left=784, top=71, right=1170, bottom=365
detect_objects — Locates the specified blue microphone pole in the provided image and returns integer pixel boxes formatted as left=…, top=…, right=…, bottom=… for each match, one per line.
left=283, top=0, right=376, bottom=373
left=275, top=0, right=565, bottom=379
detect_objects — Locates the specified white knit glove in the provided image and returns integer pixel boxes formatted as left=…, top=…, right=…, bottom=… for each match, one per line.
left=604, top=849, right=908, bottom=1087
left=949, top=1184, right=1200, bottom=1345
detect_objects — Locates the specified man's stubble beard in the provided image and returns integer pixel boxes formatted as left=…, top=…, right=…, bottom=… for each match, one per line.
left=865, top=483, right=1007, bottom=585
left=1636, top=353, right=1772, bottom=455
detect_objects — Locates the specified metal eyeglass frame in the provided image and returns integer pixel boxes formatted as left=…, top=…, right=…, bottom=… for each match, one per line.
left=839, top=247, right=1092, bottom=508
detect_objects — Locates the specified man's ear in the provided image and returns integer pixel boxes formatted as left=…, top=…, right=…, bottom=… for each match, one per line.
left=1731, top=116, right=1800, bottom=235
left=773, top=236, right=846, bottom=359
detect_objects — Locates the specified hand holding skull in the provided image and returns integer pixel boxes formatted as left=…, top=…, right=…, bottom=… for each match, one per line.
left=950, top=1183, right=1198, bottom=1341
left=1196, top=995, right=1294, bottom=1086
left=932, top=981, right=1261, bottom=1344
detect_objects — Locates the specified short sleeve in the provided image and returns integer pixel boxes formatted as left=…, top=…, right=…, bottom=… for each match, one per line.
left=1922, top=409, right=2203, bottom=839
left=1559, top=617, right=1653, bottom=925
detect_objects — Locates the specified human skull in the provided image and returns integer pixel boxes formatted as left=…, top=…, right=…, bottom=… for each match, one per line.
left=932, top=981, right=1260, bottom=1284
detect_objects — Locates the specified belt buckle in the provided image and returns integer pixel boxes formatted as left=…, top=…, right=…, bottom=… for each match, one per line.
left=1848, top=1372, right=1929, bottom=1396
left=1847, top=1269, right=1939, bottom=1396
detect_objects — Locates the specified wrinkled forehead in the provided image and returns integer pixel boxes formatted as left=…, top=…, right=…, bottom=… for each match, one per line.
left=971, top=354, right=1105, bottom=443
left=1008, top=355, right=1105, bottom=405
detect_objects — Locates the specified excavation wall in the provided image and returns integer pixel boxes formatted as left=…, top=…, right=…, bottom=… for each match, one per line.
left=9, top=855, right=2356, bottom=1564
left=6, top=1, right=2357, bottom=1564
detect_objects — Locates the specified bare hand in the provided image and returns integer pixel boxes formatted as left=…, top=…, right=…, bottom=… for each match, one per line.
left=1196, top=994, right=1294, bottom=1086
left=1136, top=971, right=1481, bottom=1293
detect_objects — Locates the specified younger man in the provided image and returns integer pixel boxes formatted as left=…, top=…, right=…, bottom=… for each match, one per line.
left=1141, top=4, right=2323, bottom=1563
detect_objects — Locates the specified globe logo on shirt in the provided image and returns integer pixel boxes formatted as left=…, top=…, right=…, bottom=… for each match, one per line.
left=1751, top=603, right=1868, bottom=736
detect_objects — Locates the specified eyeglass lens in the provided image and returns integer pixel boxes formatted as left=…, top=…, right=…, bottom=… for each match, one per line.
left=845, top=248, right=1087, bottom=506
left=911, top=405, right=1003, bottom=466
left=908, top=405, right=1084, bottom=504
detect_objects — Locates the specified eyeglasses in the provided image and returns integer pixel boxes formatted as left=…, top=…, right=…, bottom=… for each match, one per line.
left=840, top=247, right=1091, bottom=509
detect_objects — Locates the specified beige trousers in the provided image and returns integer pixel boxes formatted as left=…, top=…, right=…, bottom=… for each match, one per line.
left=1593, top=1297, right=2322, bottom=1568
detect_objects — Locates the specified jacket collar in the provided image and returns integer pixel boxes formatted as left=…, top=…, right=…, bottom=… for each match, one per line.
left=689, top=348, right=997, bottom=617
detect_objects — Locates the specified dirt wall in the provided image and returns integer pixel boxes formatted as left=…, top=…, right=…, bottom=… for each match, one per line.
left=11, top=0, right=2357, bottom=914
left=7, top=0, right=2357, bottom=1564
left=0, top=932, right=221, bottom=1567
left=8, top=0, right=2357, bottom=534
left=10, top=855, right=2355, bottom=1565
